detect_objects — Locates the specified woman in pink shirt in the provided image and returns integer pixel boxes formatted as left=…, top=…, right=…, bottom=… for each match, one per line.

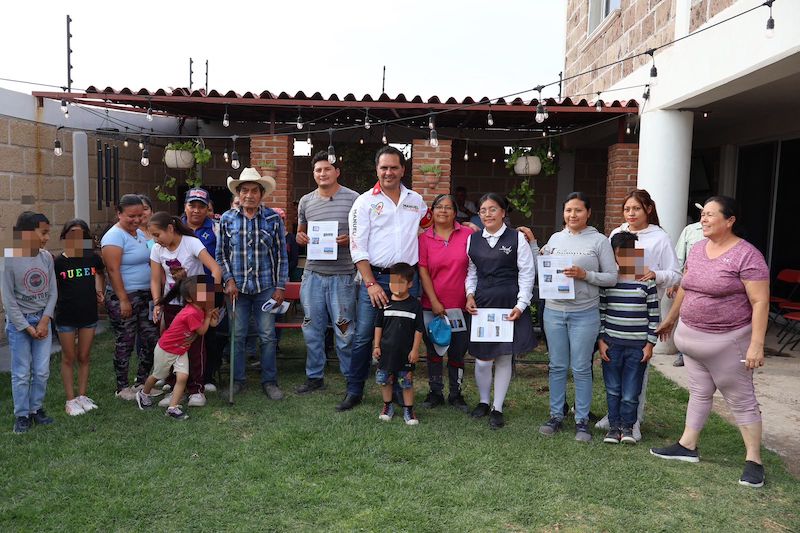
left=418, top=194, right=473, bottom=412
left=652, top=196, right=770, bottom=488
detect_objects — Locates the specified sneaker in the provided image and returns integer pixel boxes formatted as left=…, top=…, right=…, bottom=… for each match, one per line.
left=621, top=427, right=637, bottom=444
left=335, top=394, right=363, bottom=412
left=203, top=383, right=217, bottom=393
left=158, top=393, right=187, bottom=407
left=295, top=378, right=326, bottom=395
left=575, top=419, right=592, bottom=442
left=403, top=407, right=419, bottom=426
left=650, top=442, right=700, bottom=463
left=595, top=414, right=610, bottom=431
left=188, top=393, right=207, bottom=407
left=489, top=409, right=505, bottom=429
left=421, top=391, right=445, bottom=409
left=166, top=405, right=189, bottom=421
left=30, top=410, right=54, bottom=425
left=632, top=420, right=642, bottom=442
left=136, top=390, right=154, bottom=410
left=155, top=379, right=166, bottom=389
left=13, top=416, right=31, bottom=434
left=379, top=402, right=395, bottom=422
left=604, top=428, right=622, bottom=444
left=161, top=383, right=172, bottom=393
left=539, top=416, right=563, bottom=436
left=262, top=383, right=285, bottom=400
left=115, top=387, right=137, bottom=401
left=65, top=399, right=86, bottom=416
left=673, top=353, right=685, bottom=367
left=470, top=402, right=491, bottom=418
left=447, top=393, right=470, bottom=413
left=220, top=382, right=245, bottom=398
left=738, top=461, right=765, bottom=488
left=76, top=395, right=98, bottom=411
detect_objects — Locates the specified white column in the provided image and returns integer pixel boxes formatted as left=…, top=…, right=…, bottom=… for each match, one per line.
left=72, top=132, right=89, bottom=221
left=637, top=109, right=694, bottom=244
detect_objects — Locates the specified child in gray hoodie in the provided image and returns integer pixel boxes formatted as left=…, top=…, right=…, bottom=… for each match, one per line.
left=2, top=212, right=58, bottom=434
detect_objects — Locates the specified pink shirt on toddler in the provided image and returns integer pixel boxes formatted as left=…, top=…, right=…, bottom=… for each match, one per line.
left=158, top=304, right=205, bottom=355
left=680, top=239, right=769, bottom=333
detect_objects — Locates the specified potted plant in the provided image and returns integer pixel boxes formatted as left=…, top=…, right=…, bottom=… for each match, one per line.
left=261, top=161, right=278, bottom=178
left=506, top=144, right=559, bottom=176
left=156, top=139, right=212, bottom=202
left=164, top=140, right=206, bottom=169
left=418, top=163, right=442, bottom=178
left=507, top=178, right=536, bottom=221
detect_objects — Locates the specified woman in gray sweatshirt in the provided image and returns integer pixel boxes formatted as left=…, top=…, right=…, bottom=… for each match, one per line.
left=537, top=192, right=618, bottom=442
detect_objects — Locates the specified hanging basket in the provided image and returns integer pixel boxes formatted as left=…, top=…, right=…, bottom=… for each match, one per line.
left=164, top=149, right=195, bottom=169
left=513, top=155, right=541, bottom=176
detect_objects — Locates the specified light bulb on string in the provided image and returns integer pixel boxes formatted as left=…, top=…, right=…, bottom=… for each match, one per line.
left=223, top=105, right=230, bottom=128
left=381, top=126, right=388, bottom=145
left=141, top=148, right=150, bottom=167
left=625, top=121, right=632, bottom=135
left=327, top=146, right=336, bottom=164
left=64, top=109, right=69, bottom=119
left=359, top=137, right=364, bottom=145
left=146, top=106, right=153, bottom=122
left=487, top=105, right=494, bottom=126
left=138, top=139, right=145, bottom=150
left=428, top=114, right=435, bottom=130
left=535, top=103, right=547, bottom=124
left=647, top=49, right=658, bottom=86
left=297, top=112, right=304, bottom=130
left=596, top=93, right=603, bottom=112
left=463, top=150, right=469, bottom=162
left=492, top=158, right=496, bottom=164
left=60, top=99, right=68, bottom=113
left=429, top=129, right=439, bottom=148
left=231, top=151, right=241, bottom=170
left=123, top=139, right=129, bottom=148
left=546, top=139, right=554, bottom=160
left=223, top=147, right=229, bottom=163
left=766, top=2, right=775, bottom=38
left=364, top=110, right=371, bottom=130
left=53, top=139, right=63, bottom=157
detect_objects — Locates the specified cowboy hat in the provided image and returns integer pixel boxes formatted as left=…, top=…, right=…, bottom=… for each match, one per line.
left=226, top=167, right=276, bottom=196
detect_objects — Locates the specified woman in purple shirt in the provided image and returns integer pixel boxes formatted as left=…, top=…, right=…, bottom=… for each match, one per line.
left=651, top=196, right=770, bottom=488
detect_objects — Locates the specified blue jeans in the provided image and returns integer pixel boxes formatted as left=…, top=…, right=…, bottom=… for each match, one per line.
left=601, top=343, right=648, bottom=428
left=229, top=290, right=278, bottom=385
left=543, top=306, right=600, bottom=422
left=300, top=270, right=356, bottom=380
left=351, top=271, right=419, bottom=396
left=7, top=312, right=52, bottom=418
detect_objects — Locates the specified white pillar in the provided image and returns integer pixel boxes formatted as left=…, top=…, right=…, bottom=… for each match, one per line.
left=72, top=131, right=90, bottom=221
left=637, top=109, right=694, bottom=244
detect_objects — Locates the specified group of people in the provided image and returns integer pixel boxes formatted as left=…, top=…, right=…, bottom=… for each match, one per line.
left=3, top=145, right=770, bottom=487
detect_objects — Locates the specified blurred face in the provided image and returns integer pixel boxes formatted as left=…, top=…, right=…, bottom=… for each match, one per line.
left=193, top=282, right=214, bottom=309
left=615, top=247, right=646, bottom=277
left=388, top=274, right=412, bottom=297
left=623, top=197, right=649, bottom=230
left=700, top=201, right=734, bottom=239
left=118, top=204, right=143, bottom=232
left=238, top=183, right=263, bottom=209
left=432, top=197, right=456, bottom=227
left=139, top=203, right=152, bottom=227
left=479, top=199, right=505, bottom=232
left=184, top=200, right=209, bottom=227
left=313, top=160, right=341, bottom=188
left=376, top=154, right=404, bottom=192
left=63, top=226, right=91, bottom=257
left=563, top=198, right=590, bottom=232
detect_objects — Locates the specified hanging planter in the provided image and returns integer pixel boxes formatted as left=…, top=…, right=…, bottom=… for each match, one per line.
left=261, top=161, right=278, bottom=178
left=513, top=155, right=541, bottom=176
left=505, top=144, right=559, bottom=177
left=164, top=148, right=195, bottom=169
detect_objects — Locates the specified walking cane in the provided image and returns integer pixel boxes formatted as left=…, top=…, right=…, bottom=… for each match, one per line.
left=228, top=296, right=236, bottom=405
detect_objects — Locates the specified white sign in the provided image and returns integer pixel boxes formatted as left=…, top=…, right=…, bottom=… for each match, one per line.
left=537, top=255, right=575, bottom=300
left=470, top=308, right=514, bottom=343
left=307, top=221, right=339, bottom=260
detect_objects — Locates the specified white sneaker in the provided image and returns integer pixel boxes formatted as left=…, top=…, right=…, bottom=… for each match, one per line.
left=188, top=393, right=207, bottom=407
left=65, top=398, right=86, bottom=416
left=76, top=395, right=98, bottom=411
left=115, top=387, right=137, bottom=401
left=204, top=383, right=217, bottom=393
left=595, top=414, right=610, bottom=431
left=161, top=383, right=172, bottom=393
left=159, top=393, right=174, bottom=407
left=633, top=420, right=642, bottom=442
left=155, top=379, right=166, bottom=389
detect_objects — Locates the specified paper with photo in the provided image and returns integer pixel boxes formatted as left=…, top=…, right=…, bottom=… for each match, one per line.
left=307, top=221, right=339, bottom=260
left=537, top=255, right=575, bottom=299
left=470, top=308, right=514, bottom=343
left=261, top=299, right=291, bottom=314
left=445, top=308, right=467, bottom=332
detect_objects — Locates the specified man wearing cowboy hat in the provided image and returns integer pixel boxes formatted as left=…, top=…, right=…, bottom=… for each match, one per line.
left=216, top=167, right=289, bottom=400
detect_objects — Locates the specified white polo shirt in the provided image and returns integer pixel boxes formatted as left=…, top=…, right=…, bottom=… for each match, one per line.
left=349, top=182, right=431, bottom=269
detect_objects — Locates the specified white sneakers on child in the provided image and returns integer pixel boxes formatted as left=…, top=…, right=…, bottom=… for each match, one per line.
left=188, top=393, right=207, bottom=407
left=115, top=387, right=138, bottom=401
left=76, top=395, right=98, bottom=411
left=65, top=398, right=85, bottom=416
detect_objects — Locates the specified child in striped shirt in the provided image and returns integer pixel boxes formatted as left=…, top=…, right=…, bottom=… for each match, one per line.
left=598, top=231, right=659, bottom=444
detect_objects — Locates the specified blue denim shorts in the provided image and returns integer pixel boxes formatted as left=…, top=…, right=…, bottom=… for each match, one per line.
left=375, top=369, right=414, bottom=389
left=56, top=322, right=98, bottom=334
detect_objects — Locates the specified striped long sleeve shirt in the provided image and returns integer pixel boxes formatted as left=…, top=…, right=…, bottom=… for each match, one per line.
left=599, top=279, right=660, bottom=347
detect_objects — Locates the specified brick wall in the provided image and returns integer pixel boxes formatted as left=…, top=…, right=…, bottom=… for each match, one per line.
left=604, top=143, right=640, bottom=233
left=689, top=0, right=738, bottom=32
left=250, top=135, right=296, bottom=225
left=574, top=148, right=610, bottom=233
left=564, top=0, right=677, bottom=98
left=411, top=139, right=452, bottom=204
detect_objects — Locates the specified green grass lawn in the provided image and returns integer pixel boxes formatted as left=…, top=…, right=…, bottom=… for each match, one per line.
left=1, top=331, right=798, bottom=532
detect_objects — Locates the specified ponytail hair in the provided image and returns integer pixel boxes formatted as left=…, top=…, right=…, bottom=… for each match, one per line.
left=157, top=274, right=207, bottom=306
left=148, top=211, right=195, bottom=237
left=622, top=189, right=660, bottom=226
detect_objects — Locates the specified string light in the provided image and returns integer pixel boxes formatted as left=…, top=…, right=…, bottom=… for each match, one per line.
left=487, top=106, right=494, bottom=126
left=296, top=111, right=304, bottom=130
left=546, top=139, right=554, bottom=160
left=766, top=0, right=775, bottom=38
left=327, top=129, right=336, bottom=164
left=359, top=137, right=364, bottom=145
left=123, top=138, right=129, bottom=148
left=596, top=93, right=603, bottom=112
left=492, top=158, right=496, bottom=163
left=223, top=146, right=230, bottom=163
left=381, top=126, right=388, bottom=145
left=146, top=105, right=153, bottom=122
left=223, top=104, right=230, bottom=128
left=141, top=148, right=149, bottom=166
left=647, top=49, right=658, bottom=86
left=231, top=135, right=240, bottom=169
left=428, top=114, right=435, bottom=130
left=535, top=85, right=548, bottom=123
left=642, top=86, right=650, bottom=101
left=625, top=121, right=632, bottom=135
left=138, top=139, right=145, bottom=150
left=60, top=99, right=68, bottom=114
left=463, top=140, right=469, bottom=162
left=64, top=108, right=69, bottom=119
left=364, top=109, right=371, bottom=130
left=306, top=132, right=312, bottom=145
left=429, top=129, right=439, bottom=148
left=53, top=139, right=63, bottom=157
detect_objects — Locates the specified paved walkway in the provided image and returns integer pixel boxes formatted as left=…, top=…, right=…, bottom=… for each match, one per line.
left=652, top=332, right=800, bottom=477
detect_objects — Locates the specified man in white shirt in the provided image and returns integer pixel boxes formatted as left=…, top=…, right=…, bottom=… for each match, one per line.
left=340, top=146, right=431, bottom=411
